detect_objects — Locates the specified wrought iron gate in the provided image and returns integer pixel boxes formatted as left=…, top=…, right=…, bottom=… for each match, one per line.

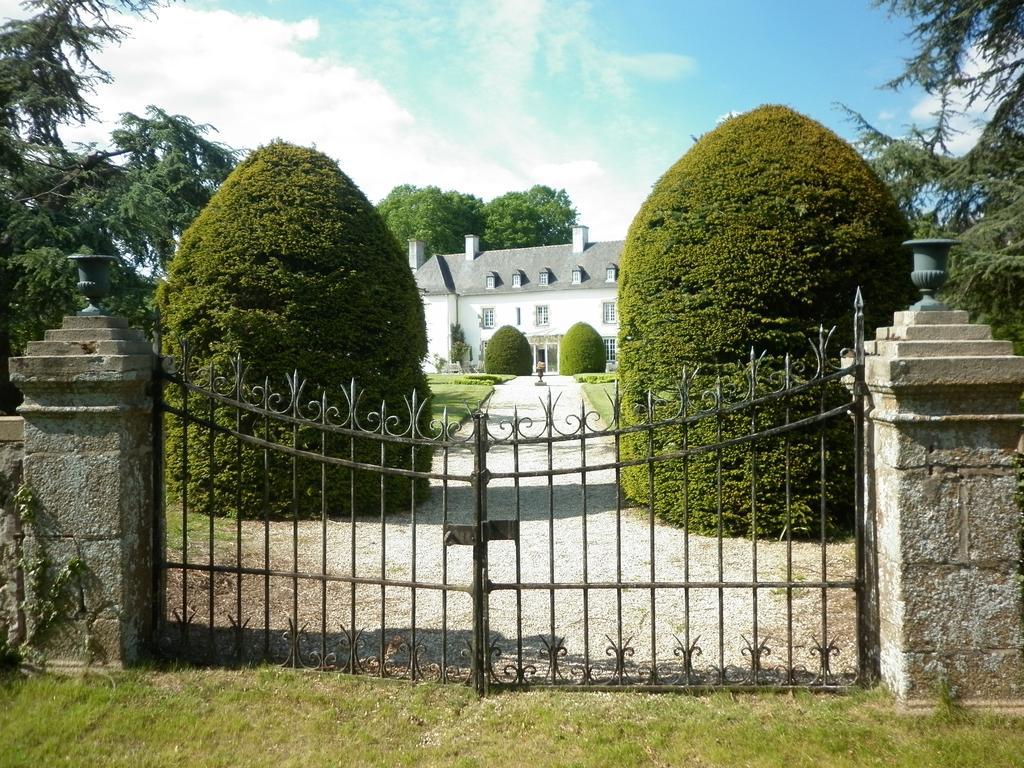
left=154, top=298, right=875, bottom=693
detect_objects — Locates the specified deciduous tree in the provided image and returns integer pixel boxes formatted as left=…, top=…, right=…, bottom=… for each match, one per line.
left=377, top=184, right=484, bottom=256
left=482, top=185, right=578, bottom=250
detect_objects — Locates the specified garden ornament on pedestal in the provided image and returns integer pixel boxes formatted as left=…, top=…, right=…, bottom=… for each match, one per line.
left=68, top=253, right=118, bottom=316
left=903, top=239, right=958, bottom=311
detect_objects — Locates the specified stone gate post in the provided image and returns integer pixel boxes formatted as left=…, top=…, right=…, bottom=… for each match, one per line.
left=8, top=315, right=156, bottom=666
left=864, top=309, right=1024, bottom=706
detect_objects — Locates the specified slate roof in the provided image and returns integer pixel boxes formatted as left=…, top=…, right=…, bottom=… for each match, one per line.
left=415, top=240, right=624, bottom=296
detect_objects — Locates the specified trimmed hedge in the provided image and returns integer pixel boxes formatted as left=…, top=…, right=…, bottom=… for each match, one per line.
left=484, top=325, right=532, bottom=375
left=560, top=322, right=606, bottom=376
left=618, top=105, right=913, bottom=537
left=158, top=142, right=430, bottom=518
left=575, top=373, right=617, bottom=384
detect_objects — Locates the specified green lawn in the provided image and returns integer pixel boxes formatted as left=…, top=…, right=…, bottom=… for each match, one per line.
left=580, top=381, right=618, bottom=429
left=429, top=382, right=494, bottom=427
left=2, top=669, right=1022, bottom=768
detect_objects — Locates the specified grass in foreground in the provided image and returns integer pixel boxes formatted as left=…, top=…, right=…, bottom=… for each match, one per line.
left=2, top=668, right=1022, bottom=768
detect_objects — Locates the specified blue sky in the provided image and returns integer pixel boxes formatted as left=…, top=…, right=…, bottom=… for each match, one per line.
left=2, top=0, right=948, bottom=240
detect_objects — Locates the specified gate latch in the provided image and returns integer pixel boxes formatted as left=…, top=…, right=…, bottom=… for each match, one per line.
left=444, top=520, right=519, bottom=546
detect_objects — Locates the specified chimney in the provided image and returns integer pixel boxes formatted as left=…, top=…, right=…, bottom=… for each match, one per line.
left=408, top=239, right=426, bottom=272
left=572, top=225, right=589, bottom=254
left=465, top=234, right=479, bottom=261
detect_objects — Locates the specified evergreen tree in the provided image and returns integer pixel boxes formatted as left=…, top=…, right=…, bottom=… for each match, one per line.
left=0, top=1, right=236, bottom=413
left=848, top=0, right=1024, bottom=349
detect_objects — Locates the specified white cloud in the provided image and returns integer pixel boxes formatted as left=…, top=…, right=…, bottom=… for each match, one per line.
left=877, top=109, right=895, bottom=121
left=15, top=2, right=680, bottom=241
left=904, top=45, right=998, bottom=155
left=611, top=52, right=696, bottom=81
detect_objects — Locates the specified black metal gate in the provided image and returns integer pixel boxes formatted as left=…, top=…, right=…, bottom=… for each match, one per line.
left=154, top=297, right=875, bottom=693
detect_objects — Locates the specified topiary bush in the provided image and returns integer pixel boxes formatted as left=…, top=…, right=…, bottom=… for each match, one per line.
left=618, top=105, right=914, bottom=538
left=158, top=141, right=430, bottom=519
left=484, top=325, right=532, bottom=375
left=559, top=322, right=606, bottom=376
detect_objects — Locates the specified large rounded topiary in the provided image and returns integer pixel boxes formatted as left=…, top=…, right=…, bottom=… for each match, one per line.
left=484, top=325, right=532, bottom=375
left=560, top=322, right=606, bottom=376
left=619, top=105, right=913, bottom=537
left=158, top=141, right=429, bottom=517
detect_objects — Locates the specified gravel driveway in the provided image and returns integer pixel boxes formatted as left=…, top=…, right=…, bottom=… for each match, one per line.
left=166, top=375, right=858, bottom=685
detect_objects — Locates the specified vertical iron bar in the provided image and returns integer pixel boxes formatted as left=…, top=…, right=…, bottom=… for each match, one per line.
left=409, top=396, right=418, bottom=681
left=261, top=382, right=271, bottom=659
left=379, top=404, right=387, bottom=677
left=471, top=410, right=489, bottom=696
left=819, top=336, right=829, bottom=680
left=784, top=355, right=794, bottom=685
left=234, top=362, right=244, bottom=660
left=320, top=394, right=328, bottom=667
left=290, top=383, right=300, bottom=668
left=716, top=376, right=725, bottom=684
left=614, top=383, right=624, bottom=677
left=681, top=380, right=691, bottom=685
left=513, top=407, right=524, bottom=680
left=852, top=289, right=878, bottom=683
left=266, top=385, right=274, bottom=663
left=440, top=419, right=450, bottom=683
left=180, top=351, right=190, bottom=650
left=579, top=399, right=590, bottom=682
left=151, top=351, right=166, bottom=654
left=206, top=364, right=216, bottom=659
left=645, top=392, right=658, bottom=683
left=750, top=353, right=759, bottom=684
left=546, top=391, right=556, bottom=683
left=348, top=387, right=357, bottom=670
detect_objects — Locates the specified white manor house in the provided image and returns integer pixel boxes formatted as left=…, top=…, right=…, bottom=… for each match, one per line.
left=410, top=225, right=623, bottom=373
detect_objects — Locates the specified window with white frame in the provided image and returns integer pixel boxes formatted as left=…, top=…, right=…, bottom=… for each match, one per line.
left=539, top=269, right=550, bottom=286
left=535, top=305, right=549, bottom=327
left=603, top=337, right=617, bottom=362
left=606, top=265, right=617, bottom=282
left=481, top=307, right=495, bottom=329
left=485, top=273, right=496, bottom=290
left=512, top=271, right=522, bottom=288
left=602, top=300, right=617, bottom=324
left=571, top=267, right=582, bottom=284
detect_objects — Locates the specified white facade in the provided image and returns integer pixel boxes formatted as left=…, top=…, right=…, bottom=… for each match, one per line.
left=412, top=228, right=623, bottom=373
left=423, top=288, right=618, bottom=372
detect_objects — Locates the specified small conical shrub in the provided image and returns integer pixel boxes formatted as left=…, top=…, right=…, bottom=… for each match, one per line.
left=560, top=322, right=606, bottom=375
left=484, top=325, right=532, bottom=375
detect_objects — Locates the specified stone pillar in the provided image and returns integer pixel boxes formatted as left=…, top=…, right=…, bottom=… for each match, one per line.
left=0, top=416, right=25, bottom=646
left=865, top=310, right=1024, bottom=706
left=8, top=316, right=156, bottom=666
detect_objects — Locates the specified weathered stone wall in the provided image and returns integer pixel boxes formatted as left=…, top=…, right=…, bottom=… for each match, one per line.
left=8, top=316, right=155, bottom=666
left=0, top=416, right=25, bottom=647
left=865, top=310, right=1024, bottom=706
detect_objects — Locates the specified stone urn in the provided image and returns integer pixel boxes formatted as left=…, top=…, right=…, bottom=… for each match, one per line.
left=535, top=361, right=546, bottom=386
left=68, top=253, right=118, bottom=316
left=903, top=239, right=958, bottom=311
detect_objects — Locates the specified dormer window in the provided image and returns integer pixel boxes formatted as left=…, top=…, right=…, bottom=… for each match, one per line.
left=571, top=266, right=583, bottom=285
left=539, top=269, right=550, bottom=286
left=512, top=271, right=522, bottom=288
left=606, top=264, right=618, bottom=282
left=486, top=272, right=498, bottom=290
